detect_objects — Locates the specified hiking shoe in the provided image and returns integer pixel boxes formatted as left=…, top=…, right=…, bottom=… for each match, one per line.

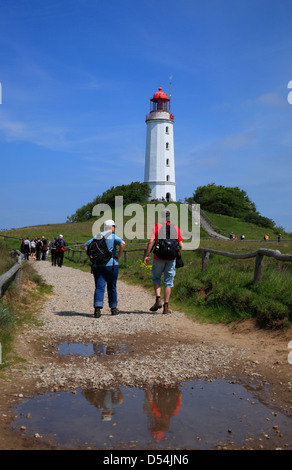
left=94, top=307, right=101, bottom=318
left=149, top=299, right=163, bottom=312
left=163, top=304, right=171, bottom=314
left=111, top=308, right=119, bottom=315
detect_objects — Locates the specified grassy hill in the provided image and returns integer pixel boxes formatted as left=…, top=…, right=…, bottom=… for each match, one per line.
left=2, top=204, right=291, bottom=247
left=204, top=210, right=292, bottom=241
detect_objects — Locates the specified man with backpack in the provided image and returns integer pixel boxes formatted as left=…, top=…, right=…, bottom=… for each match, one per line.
left=84, top=220, right=125, bottom=318
left=144, top=210, right=183, bottom=314
left=23, top=237, right=31, bottom=260
left=55, top=234, right=66, bottom=267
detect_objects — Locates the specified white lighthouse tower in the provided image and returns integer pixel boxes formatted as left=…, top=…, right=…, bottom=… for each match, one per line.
left=144, top=86, right=176, bottom=202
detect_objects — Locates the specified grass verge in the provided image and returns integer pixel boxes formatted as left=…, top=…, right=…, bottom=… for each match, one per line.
left=0, top=259, right=52, bottom=369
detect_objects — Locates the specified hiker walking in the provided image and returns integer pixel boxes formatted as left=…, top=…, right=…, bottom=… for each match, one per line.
left=36, top=238, right=42, bottom=261
left=84, top=219, right=125, bottom=318
left=55, top=234, right=66, bottom=267
left=23, top=237, right=31, bottom=260
left=41, top=236, right=48, bottom=260
left=50, top=238, right=57, bottom=266
left=144, top=209, right=183, bottom=314
left=30, top=239, right=36, bottom=259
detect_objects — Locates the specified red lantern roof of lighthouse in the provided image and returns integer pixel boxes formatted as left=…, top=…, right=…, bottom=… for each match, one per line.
left=151, top=86, right=170, bottom=102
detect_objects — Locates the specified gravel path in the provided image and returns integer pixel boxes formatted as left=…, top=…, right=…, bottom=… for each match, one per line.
left=19, top=261, right=247, bottom=391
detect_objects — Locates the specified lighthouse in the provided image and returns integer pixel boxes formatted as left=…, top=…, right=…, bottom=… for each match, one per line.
left=144, top=86, right=176, bottom=202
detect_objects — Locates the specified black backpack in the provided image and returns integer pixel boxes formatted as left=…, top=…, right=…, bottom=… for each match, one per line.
left=87, top=233, right=113, bottom=266
left=56, top=238, right=64, bottom=248
left=153, top=223, right=178, bottom=260
left=36, top=240, right=42, bottom=249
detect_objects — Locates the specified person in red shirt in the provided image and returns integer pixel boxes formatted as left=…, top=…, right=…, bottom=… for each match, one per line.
left=144, top=210, right=183, bottom=314
left=55, top=234, right=66, bottom=267
left=143, top=385, right=182, bottom=441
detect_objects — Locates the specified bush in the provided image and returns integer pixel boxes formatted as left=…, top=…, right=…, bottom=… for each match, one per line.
left=187, top=183, right=275, bottom=228
left=67, top=182, right=151, bottom=222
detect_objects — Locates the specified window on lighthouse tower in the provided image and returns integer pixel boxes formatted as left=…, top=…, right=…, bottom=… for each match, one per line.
left=166, top=175, right=170, bottom=182
left=166, top=142, right=169, bottom=150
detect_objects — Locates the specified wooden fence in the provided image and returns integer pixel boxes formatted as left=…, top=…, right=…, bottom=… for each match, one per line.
left=0, top=250, right=24, bottom=296
left=201, top=247, right=292, bottom=283
left=65, top=243, right=147, bottom=263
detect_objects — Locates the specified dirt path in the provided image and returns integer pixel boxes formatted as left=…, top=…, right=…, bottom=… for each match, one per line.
left=0, top=261, right=291, bottom=450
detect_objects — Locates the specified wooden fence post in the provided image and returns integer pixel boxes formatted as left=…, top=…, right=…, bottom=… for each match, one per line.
left=0, top=251, right=23, bottom=297
left=254, top=253, right=265, bottom=283
left=202, top=251, right=210, bottom=271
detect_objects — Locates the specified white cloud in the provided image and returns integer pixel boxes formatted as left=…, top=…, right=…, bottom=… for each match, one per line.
left=245, top=92, right=286, bottom=107
left=0, top=113, right=29, bottom=140
left=256, top=92, right=285, bottom=106
left=219, top=132, right=255, bottom=150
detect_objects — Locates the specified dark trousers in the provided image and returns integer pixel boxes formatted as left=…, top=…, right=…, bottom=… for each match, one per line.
left=56, top=249, right=64, bottom=267
left=51, top=249, right=56, bottom=265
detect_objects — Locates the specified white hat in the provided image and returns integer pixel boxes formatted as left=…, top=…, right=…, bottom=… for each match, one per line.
left=104, top=220, right=115, bottom=228
left=59, top=234, right=63, bottom=238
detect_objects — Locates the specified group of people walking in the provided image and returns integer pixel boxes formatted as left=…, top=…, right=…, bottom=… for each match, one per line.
left=21, top=234, right=66, bottom=267
left=21, top=210, right=182, bottom=319
left=84, top=210, right=183, bottom=319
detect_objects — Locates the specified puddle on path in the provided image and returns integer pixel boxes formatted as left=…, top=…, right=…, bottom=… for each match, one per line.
left=13, top=379, right=292, bottom=450
left=57, top=342, right=129, bottom=357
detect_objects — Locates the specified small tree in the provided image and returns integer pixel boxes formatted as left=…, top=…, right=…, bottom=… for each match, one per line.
left=67, top=182, right=151, bottom=223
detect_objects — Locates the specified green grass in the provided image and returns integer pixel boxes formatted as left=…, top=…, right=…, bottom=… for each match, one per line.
left=174, top=249, right=292, bottom=327
left=0, top=240, right=15, bottom=275
left=204, top=210, right=292, bottom=240
left=0, top=243, right=53, bottom=368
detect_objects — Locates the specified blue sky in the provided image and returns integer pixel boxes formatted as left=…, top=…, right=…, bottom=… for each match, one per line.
left=0, top=0, right=292, bottom=232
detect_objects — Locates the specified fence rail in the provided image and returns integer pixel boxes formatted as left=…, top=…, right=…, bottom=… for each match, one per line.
left=65, top=244, right=147, bottom=263
left=0, top=250, right=24, bottom=296
left=201, top=247, right=292, bottom=283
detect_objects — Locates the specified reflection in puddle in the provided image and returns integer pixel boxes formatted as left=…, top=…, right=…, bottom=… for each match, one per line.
left=83, top=389, right=124, bottom=422
left=143, top=385, right=182, bottom=442
left=13, top=380, right=292, bottom=449
left=57, top=342, right=129, bottom=357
